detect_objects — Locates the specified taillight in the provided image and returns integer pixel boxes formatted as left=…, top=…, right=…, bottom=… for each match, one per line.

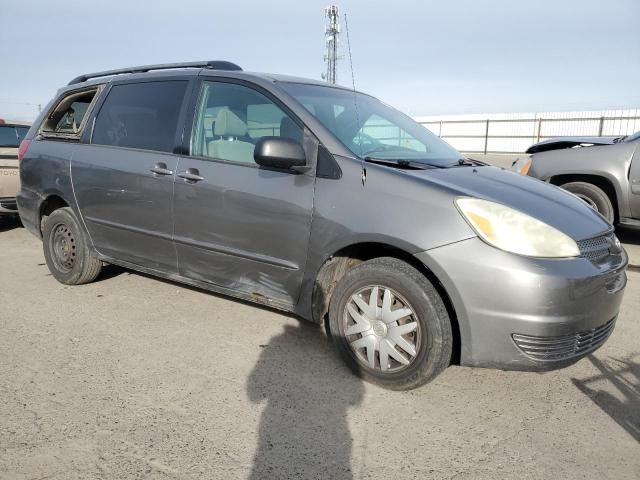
left=18, top=139, right=31, bottom=162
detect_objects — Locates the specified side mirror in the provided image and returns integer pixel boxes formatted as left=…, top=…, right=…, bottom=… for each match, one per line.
left=254, top=137, right=308, bottom=172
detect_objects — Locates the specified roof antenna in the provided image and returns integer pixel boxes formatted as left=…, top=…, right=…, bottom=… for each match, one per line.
left=344, top=12, right=366, bottom=186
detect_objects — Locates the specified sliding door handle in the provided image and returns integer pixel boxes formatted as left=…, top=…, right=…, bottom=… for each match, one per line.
left=177, top=168, right=205, bottom=182
left=150, top=162, right=174, bottom=176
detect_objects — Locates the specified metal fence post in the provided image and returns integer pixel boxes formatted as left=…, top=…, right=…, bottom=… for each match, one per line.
left=484, top=120, right=490, bottom=154
left=536, top=118, right=542, bottom=142
left=598, top=116, right=604, bottom=136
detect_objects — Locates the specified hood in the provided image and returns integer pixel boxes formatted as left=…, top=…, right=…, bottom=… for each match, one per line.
left=526, top=136, right=617, bottom=154
left=405, top=165, right=611, bottom=241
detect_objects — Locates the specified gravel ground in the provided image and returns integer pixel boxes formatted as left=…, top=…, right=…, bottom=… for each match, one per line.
left=1, top=219, right=638, bottom=480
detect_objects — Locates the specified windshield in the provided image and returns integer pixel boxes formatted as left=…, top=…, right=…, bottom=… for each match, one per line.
left=279, top=82, right=462, bottom=166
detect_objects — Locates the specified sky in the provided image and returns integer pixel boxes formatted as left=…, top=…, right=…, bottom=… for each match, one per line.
left=1, top=0, right=639, bottom=121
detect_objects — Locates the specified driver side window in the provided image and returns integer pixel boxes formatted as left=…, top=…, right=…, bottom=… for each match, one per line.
left=191, top=82, right=303, bottom=165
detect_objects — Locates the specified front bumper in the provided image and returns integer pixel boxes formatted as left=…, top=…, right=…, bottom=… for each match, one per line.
left=416, top=237, right=627, bottom=371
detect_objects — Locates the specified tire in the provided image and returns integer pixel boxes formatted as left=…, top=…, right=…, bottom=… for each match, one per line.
left=42, top=207, right=102, bottom=285
left=561, top=181, right=615, bottom=223
left=328, top=257, right=452, bottom=390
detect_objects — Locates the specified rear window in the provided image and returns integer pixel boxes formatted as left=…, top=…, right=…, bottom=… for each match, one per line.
left=41, top=87, right=101, bottom=138
left=0, top=125, right=21, bottom=147
left=16, top=126, right=29, bottom=142
left=91, top=81, right=187, bottom=153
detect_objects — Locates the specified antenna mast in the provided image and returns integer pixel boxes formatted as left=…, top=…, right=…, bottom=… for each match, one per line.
left=323, top=5, right=340, bottom=84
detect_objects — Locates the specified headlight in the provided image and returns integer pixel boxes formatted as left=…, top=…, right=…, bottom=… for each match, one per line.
left=455, top=197, right=580, bottom=258
left=512, top=156, right=532, bottom=176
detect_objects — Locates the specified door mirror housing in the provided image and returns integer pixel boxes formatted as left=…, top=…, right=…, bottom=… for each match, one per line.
left=254, top=137, right=308, bottom=172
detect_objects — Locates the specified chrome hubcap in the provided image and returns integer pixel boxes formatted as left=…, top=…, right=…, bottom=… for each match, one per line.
left=343, top=286, right=421, bottom=373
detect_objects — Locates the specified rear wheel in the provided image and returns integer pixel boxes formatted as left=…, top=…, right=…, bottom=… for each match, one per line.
left=328, top=257, right=452, bottom=390
left=561, top=181, right=615, bottom=223
left=42, top=207, right=102, bottom=285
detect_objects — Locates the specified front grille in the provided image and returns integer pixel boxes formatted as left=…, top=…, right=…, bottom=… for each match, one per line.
left=578, top=233, right=614, bottom=262
left=512, top=318, right=616, bottom=362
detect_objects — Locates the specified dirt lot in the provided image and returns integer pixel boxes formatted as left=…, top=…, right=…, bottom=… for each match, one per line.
left=1, top=218, right=639, bottom=480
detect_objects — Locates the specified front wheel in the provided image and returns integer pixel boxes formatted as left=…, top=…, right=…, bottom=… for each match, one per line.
left=328, top=257, right=452, bottom=390
left=561, top=181, right=615, bottom=223
left=42, top=207, right=102, bottom=285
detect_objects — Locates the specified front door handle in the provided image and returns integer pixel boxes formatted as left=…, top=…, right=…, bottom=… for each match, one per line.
left=150, top=162, right=174, bottom=176
left=177, top=168, right=205, bottom=183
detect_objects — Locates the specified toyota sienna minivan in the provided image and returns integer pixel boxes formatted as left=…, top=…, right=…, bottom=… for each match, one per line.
left=17, top=61, right=628, bottom=389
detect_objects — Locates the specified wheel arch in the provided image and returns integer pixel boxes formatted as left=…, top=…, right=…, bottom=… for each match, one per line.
left=38, top=193, right=70, bottom=235
left=311, top=241, right=462, bottom=365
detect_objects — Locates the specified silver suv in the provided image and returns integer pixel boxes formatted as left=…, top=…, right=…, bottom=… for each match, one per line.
left=17, top=61, right=628, bottom=389
left=514, top=132, right=640, bottom=227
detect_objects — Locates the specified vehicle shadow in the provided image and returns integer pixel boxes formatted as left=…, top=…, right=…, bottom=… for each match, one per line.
left=571, top=354, right=640, bottom=442
left=616, top=226, right=640, bottom=245
left=247, top=321, right=363, bottom=479
left=94, top=253, right=366, bottom=477
left=96, top=263, right=129, bottom=282
left=0, top=215, right=22, bottom=232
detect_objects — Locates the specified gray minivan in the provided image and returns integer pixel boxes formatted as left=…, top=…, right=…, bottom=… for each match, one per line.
left=17, top=61, right=627, bottom=389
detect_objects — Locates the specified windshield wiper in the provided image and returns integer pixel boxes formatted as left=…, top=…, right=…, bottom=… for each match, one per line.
left=455, top=157, right=488, bottom=167
left=364, top=156, right=446, bottom=169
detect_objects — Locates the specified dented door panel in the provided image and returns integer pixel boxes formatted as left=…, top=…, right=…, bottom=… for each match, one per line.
left=172, top=158, right=314, bottom=307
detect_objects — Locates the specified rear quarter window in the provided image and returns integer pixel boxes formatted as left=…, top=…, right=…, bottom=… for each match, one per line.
left=41, top=87, right=101, bottom=139
left=91, top=81, right=188, bottom=154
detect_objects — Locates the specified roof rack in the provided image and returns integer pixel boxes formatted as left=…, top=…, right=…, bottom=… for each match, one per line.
left=67, top=60, right=242, bottom=85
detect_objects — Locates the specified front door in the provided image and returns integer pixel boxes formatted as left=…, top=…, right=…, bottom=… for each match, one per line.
left=172, top=80, right=315, bottom=306
left=72, top=80, right=189, bottom=272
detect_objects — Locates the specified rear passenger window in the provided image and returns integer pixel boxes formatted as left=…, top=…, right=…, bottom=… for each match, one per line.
left=41, top=87, right=100, bottom=138
left=92, top=81, right=187, bottom=153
